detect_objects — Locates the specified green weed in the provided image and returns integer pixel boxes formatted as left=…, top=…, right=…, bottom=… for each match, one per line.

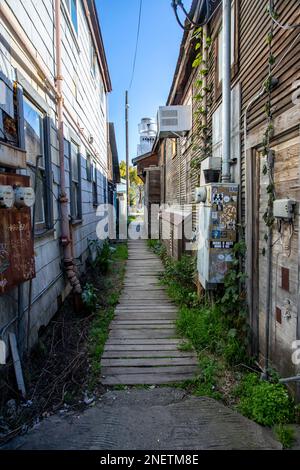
left=274, top=424, right=295, bottom=449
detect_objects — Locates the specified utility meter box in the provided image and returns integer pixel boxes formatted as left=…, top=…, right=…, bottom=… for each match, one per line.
left=197, top=183, right=239, bottom=289
left=0, top=185, right=15, bottom=208
left=273, top=199, right=296, bottom=220
left=14, top=186, right=35, bottom=208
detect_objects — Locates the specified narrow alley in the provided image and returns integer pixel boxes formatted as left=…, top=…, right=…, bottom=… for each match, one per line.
left=1, top=0, right=300, bottom=459
left=101, top=240, right=199, bottom=385
left=2, top=245, right=281, bottom=450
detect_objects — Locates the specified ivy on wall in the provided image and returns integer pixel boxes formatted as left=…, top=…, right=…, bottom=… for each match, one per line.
left=190, top=27, right=213, bottom=175
left=262, top=0, right=278, bottom=254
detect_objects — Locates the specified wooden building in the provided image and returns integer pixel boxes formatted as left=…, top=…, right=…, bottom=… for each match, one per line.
left=133, top=151, right=160, bottom=238
left=157, top=0, right=300, bottom=383
left=0, top=0, right=113, bottom=354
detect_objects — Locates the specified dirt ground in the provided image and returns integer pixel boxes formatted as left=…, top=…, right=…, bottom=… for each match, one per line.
left=0, top=243, right=126, bottom=445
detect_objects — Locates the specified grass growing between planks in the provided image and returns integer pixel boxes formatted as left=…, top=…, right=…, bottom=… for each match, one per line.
left=147, top=239, right=297, bottom=446
left=87, top=243, right=128, bottom=389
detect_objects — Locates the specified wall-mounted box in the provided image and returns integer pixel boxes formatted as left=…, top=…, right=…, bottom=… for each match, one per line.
left=197, top=183, right=239, bottom=289
left=273, top=198, right=296, bottom=220
left=0, top=141, right=26, bottom=169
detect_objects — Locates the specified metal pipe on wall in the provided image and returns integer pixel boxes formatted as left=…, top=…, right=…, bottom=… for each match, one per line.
left=221, top=0, right=231, bottom=183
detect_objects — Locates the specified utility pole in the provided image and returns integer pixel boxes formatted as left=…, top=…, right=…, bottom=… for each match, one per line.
left=125, top=91, right=130, bottom=226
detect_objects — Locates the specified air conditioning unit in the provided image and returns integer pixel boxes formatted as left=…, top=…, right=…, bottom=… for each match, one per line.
left=157, top=106, right=192, bottom=138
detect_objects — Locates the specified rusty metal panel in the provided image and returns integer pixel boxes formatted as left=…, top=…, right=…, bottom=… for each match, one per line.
left=0, top=142, right=27, bottom=169
left=0, top=173, right=35, bottom=294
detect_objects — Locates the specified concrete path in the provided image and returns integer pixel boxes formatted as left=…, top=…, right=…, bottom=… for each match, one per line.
left=3, top=389, right=281, bottom=450
left=101, top=240, right=199, bottom=385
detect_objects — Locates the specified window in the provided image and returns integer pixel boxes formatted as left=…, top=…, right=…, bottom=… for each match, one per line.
left=103, top=174, right=107, bottom=203
left=70, top=141, right=82, bottom=220
left=216, top=0, right=238, bottom=90
left=212, top=84, right=241, bottom=181
left=86, top=153, right=92, bottom=182
left=100, top=80, right=105, bottom=112
left=90, top=37, right=97, bottom=78
left=92, top=164, right=98, bottom=207
left=24, top=98, right=52, bottom=231
left=91, top=46, right=97, bottom=78
left=64, top=0, right=78, bottom=34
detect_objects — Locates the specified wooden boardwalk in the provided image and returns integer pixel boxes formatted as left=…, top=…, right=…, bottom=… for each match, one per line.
left=101, top=240, right=199, bottom=385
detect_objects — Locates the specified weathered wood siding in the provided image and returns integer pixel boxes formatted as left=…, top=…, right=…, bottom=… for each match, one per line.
left=161, top=0, right=300, bottom=378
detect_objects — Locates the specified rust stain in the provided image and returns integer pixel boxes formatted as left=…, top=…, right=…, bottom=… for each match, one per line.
left=0, top=173, right=35, bottom=294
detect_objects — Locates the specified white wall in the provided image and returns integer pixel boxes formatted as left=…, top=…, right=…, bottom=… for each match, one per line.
left=0, top=0, right=110, bottom=350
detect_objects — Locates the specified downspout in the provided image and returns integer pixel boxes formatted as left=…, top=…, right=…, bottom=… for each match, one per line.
left=55, top=0, right=82, bottom=294
left=221, top=0, right=231, bottom=183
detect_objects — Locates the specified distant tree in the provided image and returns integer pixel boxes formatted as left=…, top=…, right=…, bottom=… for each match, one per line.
left=119, top=161, right=143, bottom=207
left=119, top=161, right=126, bottom=179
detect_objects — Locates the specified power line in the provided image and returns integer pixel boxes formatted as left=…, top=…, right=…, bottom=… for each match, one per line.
left=128, top=0, right=143, bottom=90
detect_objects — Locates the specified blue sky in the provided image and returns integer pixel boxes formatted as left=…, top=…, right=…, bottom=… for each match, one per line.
left=96, top=0, right=192, bottom=164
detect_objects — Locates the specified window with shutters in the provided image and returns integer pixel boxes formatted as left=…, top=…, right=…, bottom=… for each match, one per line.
left=23, top=97, right=53, bottom=232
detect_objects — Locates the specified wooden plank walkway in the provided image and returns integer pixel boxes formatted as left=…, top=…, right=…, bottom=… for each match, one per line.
left=101, top=240, right=199, bottom=385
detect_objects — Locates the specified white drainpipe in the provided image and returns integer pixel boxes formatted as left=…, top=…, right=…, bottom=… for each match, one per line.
left=222, top=0, right=231, bottom=183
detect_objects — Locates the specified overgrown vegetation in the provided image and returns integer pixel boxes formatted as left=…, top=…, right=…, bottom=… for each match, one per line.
left=148, top=239, right=296, bottom=442
left=274, top=424, right=295, bottom=449
left=88, top=243, right=128, bottom=388
left=235, top=373, right=295, bottom=427
left=0, top=242, right=127, bottom=444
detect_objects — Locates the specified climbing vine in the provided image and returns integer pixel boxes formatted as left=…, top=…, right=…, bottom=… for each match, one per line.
left=262, top=0, right=277, bottom=254
left=190, top=27, right=213, bottom=174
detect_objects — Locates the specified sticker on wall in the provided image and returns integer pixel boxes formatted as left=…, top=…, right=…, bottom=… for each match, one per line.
left=211, top=230, right=221, bottom=239
left=210, top=241, right=234, bottom=249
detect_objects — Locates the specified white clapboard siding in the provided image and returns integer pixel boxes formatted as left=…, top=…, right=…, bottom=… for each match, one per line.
left=0, top=0, right=110, bottom=351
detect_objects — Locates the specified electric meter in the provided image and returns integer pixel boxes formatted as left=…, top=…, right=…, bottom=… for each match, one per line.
left=14, top=186, right=35, bottom=208
left=0, top=185, right=15, bottom=209
left=195, top=186, right=207, bottom=204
